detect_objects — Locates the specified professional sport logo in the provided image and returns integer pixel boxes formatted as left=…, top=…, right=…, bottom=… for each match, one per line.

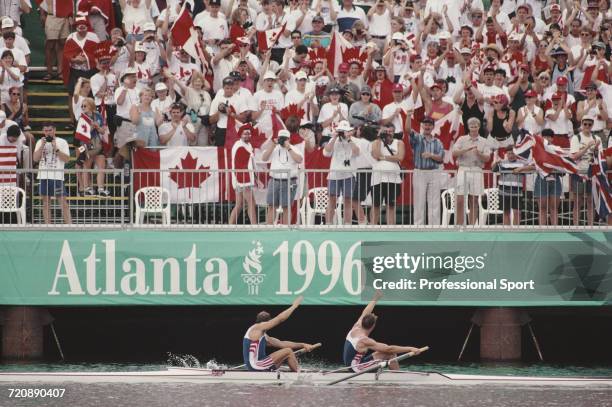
left=242, top=241, right=265, bottom=295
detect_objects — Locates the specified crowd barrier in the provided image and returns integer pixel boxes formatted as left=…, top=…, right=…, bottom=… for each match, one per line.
left=0, top=168, right=609, bottom=228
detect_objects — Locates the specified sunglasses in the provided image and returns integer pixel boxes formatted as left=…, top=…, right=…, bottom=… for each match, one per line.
left=361, top=92, right=371, bottom=96
left=582, top=122, right=593, bottom=126
left=291, top=36, right=301, bottom=39
left=10, top=92, right=19, bottom=95
left=239, top=43, right=249, bottom=47
left=581, top=33, right=591, bottom=37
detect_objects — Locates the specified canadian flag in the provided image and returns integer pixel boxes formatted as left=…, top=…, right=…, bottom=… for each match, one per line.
left=171, top=4, right=194, bottom=47
left=133, top=147, right=229, bottom=203
left=256, top=23, right=286, bottom=53
left=580, top=60, right=608, bottom=89
left=75, top=113, right=93, bottom=143
left=430, top=108, right=465, bottom=169
left=326, top=31, right=351, bottom=76
left=0, top=145, right=17, bottom=184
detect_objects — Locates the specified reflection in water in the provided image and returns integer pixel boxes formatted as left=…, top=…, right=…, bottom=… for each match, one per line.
left=1, top=383, right=611, bottom=407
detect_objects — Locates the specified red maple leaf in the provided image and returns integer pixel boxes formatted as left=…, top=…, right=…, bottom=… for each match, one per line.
left=169, top=152, right=211, bottom=197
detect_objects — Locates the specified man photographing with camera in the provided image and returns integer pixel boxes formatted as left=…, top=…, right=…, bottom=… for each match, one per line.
left=324, top=120, right=361, bottom=225
left=262, top=129, right=303, bottom=225
left=33, top=122, right=71, bottom=225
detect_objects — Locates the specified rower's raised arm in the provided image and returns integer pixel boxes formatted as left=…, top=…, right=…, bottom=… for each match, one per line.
left=257, top=296, right=303, bottom=332
left=358, top=291, right=383, bottom=322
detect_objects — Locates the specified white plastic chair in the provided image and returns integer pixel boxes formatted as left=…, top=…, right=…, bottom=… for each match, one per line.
left=0, top=185, right=26, bottom=225
left=134, top=187, right=171, bottom=225
left=441, top=188, right=469, bottom=226
left=478, top=188, right=504, bottom=225
left=300, top=187, right=342, bottom=225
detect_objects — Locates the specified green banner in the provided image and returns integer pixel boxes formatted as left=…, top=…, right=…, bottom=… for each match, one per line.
left=0, top=230, right=611, bottom=306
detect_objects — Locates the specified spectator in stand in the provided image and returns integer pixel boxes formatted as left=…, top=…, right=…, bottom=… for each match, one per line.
left=210, top=77, right=249, bottom=147
left=544, top=91, right=573, bottom=148
left=77, top=98, right=110, bottom=197
left=516, top=89, right=544, bottom=135
left=349, top=85, right=381, bottom=138
left=318, top=86, right=349, bottom=137
left=485, top=94, right=515, bottom=155
left=370, top=122, right=404, bottom=225
left=0, top=50, right=23, bottom=105
left=0, top=18, right=30, bottom=66
left=253, top=71, right=285, bottom=135
left=492, top=147, right=524, bottom=226
left=119, top=0, right=154, bottom=42
left=570, top=115, right=601, bottom=226
left=152, top=77, right=176, bottom=125
left=454, top=78, right=485, bottom=137
left=130, top=87, right=158, bottom=148
left=0, top=0, right=30, bottom=29
left=0, top=112, right=30, bottom=170
left=229, top=123, right=258, bottom=225
left=171, top=72, right=211, bottom=146
left=39, top=1, right=68, bottom=80
left=303, top=15, right=332, bottom=48
left=158, top=102, right=197, bottom=146
left=406, top=114, right=444, bottom=226
left=1, top=86, right=27, bottom=131
left=515, top=128, right=562, bottom=226
left=113, top=67, right=140, bottom=167
left=381, top=83, right=408, bottom=139
left=324, top=120, right=360, bottom=225
left=452, top=117, right=491, bottom=225
left=348, top=117, right=373, bottom=225
left=33, top=122, right=72, bottom=225
left=90, top=50, right=118, bottom=143
left=577, top=82, right=609, bottom=147
left=72, top=78, right=92, bottom=123
left=261, top=128, right=303, bottom=224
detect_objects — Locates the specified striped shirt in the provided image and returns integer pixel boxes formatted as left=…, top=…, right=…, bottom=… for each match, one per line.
left=409, top=131, right=443, bottom=170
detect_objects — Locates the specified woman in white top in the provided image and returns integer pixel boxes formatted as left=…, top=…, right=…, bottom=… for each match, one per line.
left=370, top=124, right=404, bottom=225
left=576, top=83, right=609, bottom=146
left=544, top=93, right=573, bottom=149
left=120, top=0, right=154, bottom=42
left=516, top=90, right=544, bottom=135
left=172, top=72, right=212, bottom=146
left=0, top=50, right=22, bottom=105
left=72, top=78, right=92, bottom=122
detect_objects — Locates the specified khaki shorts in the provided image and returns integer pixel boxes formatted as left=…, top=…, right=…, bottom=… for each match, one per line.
left=45, top=15, right=70, bottom=40
left=455, top=168, right=484, bottom=196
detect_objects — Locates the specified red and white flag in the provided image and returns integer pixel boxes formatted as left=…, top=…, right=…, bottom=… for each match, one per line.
left=75, top=113, right=93, bottom=143
left=429, top=109, right=464, bottom=169
left=256, top=23, right=286, bottom=53
left=326, top=31, right=351, bottom=76
left=133, top=147, right=228, bottom=203
left=171, top=4, right=194, bottom=47
left=580, top=61, right=608, bottom=90
left=513, top=133, right=580, bottom=177
left=0, top=145, right=17, bottom=184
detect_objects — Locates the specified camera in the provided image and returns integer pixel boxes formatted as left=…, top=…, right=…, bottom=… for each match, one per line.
left=343, top=159, right=351, bottom=167
left=218, top=102, right=228, bottom=114
left=337, top=131, right=345, bottom=140
left=45, top=135, right=53, bottom=143
left=242, top=21, right=252, bottom=29
left=115, top=39, right=125, bottom=47
left=277, top=135, right=289, bottom=146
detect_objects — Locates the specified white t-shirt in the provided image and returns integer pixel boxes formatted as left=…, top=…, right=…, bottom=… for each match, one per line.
left=544, top=108, right=572, bottom=135
left=158, top=122, right=190, bottom=147
left=318, top=102, right=349, bottom=135
left=517, top=105, right=543, bottom=135
left=212, top=57, right=237, bottom=93
left=478, top=83, right=505, bottom=115
left=151, top=96, right=175, bottom=122
left=254, top=89, right=284, bottom=134
left=210, top=92, right=248, bottom=128
left=90, top=72, right=117, bottom=106
left=0, top=36, right=30, bottom=56
left=352, top=137, right=374, bottom=169
left=368, top=9, right=391, bottom=37
left=34, top=137, right=70, bottom=180
left=269, top=144, right=302, bottom=179
left=114, top=86, right=140, bottom=118
left=323, top=137, right=358, bottom=180
left=381, top=101, right=409, bottom=134
left=194, top=13, right=229, bottom=41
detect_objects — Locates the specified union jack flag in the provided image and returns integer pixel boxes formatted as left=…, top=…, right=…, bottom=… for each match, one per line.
left=589, top=149, right=612, bottom=220
left=513, top=133, right=580, bottom=178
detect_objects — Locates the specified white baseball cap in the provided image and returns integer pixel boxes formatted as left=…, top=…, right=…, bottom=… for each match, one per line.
left=295, top=71, right=308, bottom=80
left=134, top=42, right=146, bottom=53
left=1, top=18, right=14, bottom=29
left=155, top=82, right=168, bottom=91
left=143, top=22, right=156, bottom=32
left=121, top=67, right=138, bottom=80
left=391, top=32, right=405, bottom=42
left=263, top=71, right=277, bottom=80
left=278, top=129, right=290, bottom=138
left=336, top=120, right=353, bottom=132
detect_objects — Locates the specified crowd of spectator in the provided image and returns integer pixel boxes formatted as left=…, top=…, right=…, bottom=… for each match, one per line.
left=0, top=0, right=611, bottom=226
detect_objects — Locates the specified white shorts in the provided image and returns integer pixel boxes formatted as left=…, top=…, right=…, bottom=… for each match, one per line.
left=455, top=168, right=484, bottom=196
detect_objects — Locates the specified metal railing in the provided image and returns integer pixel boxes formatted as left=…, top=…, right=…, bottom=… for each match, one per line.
left=1, top=168, right=610, bottom=229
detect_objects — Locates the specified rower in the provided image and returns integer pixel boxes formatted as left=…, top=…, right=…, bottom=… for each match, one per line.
left=243, top=295, right=316, bottom=372
left=343, top=291, right=424, bottom=372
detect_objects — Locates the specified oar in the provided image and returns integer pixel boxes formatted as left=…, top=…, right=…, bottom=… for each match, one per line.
left=229, top=343, right=322, bottom=370
left=326, top=346, right=429, bottom=386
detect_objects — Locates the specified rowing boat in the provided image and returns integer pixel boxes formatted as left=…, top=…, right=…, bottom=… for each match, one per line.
left=1, top=368, right=611, bottom=386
